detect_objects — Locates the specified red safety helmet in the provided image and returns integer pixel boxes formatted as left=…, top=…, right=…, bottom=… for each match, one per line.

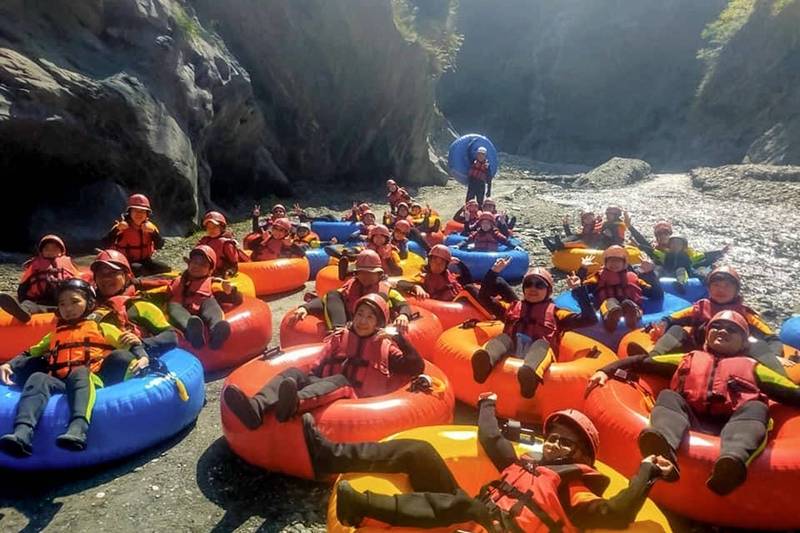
left=580, top=212, right=596, bottom=224
left=203, top=211, right=227, bottom=227
left=369, top=224, right=391, bottom=240
left=466, top=199, right=480, bottom=211
left=38, top=234, right=66, bottom=254
left=386, top=179, right=397, bottom=188
left=428, top=244, right=452, bottom=262
left=605, top=205, right=623, bottom=216
left=478, top=212, right=496, bottom=224
left=361, top=210, right=376, bottom=221
left=353, top=293, right=390, bottom=328
left=653, top=221, right=673, bottom=236
left=354, top=249, right=384, bottom=273
left=91, top=249, right=132, bottom=275
left=603, top=245, right=628, bottom=263
left=358, top=203, right=371, bottom=212
left=707, top=310, right=750, bottom=338
left=189, top=244, right=217, bottom=269
left=543, top=409, right=600, bottom=463
left=482, top=198, right=496, bottom=209
left=394, top=220, right=411, bottom=234
left=396, top=202, right=409, bottom=212
left=523, top=267, right=553, bottom=294
left=271, top=217, right=292, bottom=232
left=708, top=266, right=741, bottom=289
left=127, top=194, right=152, bottom=212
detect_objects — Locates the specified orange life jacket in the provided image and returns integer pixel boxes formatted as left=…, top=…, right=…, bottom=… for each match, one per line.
left=169, top=273, right=214, bottom=314
left=48, top=320, right=115, bottom=379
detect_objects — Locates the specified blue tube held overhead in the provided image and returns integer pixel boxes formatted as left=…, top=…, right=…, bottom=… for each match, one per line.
left=447, top=134, right=499, bottom=186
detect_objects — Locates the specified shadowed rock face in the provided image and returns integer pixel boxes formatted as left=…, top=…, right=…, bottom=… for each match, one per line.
left=0, top=0, right=450, bottom=251
left=437, top=0, right=800, bottom=170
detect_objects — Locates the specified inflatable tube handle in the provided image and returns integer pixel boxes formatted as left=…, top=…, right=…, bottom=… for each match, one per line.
left=261, top=346, right=283, bottom=360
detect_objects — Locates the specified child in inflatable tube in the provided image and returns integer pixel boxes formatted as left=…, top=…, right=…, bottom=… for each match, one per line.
left=637, top=266, right=789, bottom=375
left=451, top=198, right=481, bottom=236
left=408, top=201, right=440, bottom=234
left=0, top=234, right=80, bottom=323
left=577, top=245, right=663, bottom=332
left=625, top=215, right=729, bottom=269
left=243, top=217, right=306, bottom=262
left=470, top=260, right=597, bottom=398
left=292, top=222, right=321, bottom=249
left=0, top=279, right=151, bottom=456
left=289, top=250, right=412, bottom=334
left=458, top=213, right=512, bottom=252
left=197, top=211, right=250, bottom=278
left=481, top=198, right=515, bottom=237
left=599, top=206, right=627, bottom=248
left=588, top=310, right=800, bottom=495
left=384, top=203, right=431, bottom=254
left=347, top=209, right=378, bottom=242
left=167, top=246, right=242, bottom=350
left=543, top=211, right=603, bottom=252
left=224, top=294, right=424, bottom=428
left=386, top=179, right=411, bottom=214
left=89, top=249, right=178, bottom=359
left=304, top=393, right=673, bottom=530
left=102, top=194, right=172, bottom=277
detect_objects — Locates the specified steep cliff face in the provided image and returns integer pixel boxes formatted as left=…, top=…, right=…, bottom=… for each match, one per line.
left=438, top=0, right=726, bottom=168
left=690, top=0, right=800, bottom=166
left=191, top=0, right=451, bottom=188
left=0, top=0, right=452, bottom=251
left=0, top=0, right=284, bottom=250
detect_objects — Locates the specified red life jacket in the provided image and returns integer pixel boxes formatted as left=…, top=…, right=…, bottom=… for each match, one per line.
left=422, top=269, right=463, bottom=301
left=594, top=269, right=643, bottom=305
left=338, top=277, right=393, bottom=316
left=480, top=461, right=608, bottom=533
left=251, top=235, right=291, bottom=261
left=671, top=350, right=765, bottom=417
left=504, top=301, right=559, bottom=350
left=169, top=273, right=214, bottom=314
left=692, top=298, right=754, bottom=326
left=113, top=222, right=156, bottom=262
left=315, top=329, right=405, bottom=398
left=91, top=285, right=141, bottom=335
left=19, top=255, right=79, bottom=302
left=198, top=233, right=249, bottom=276
left=387, top=188, right=411, bottom=208
left=471, top=229, right=503, bottom=252
left=48, top=320, right=115, bottom=379
left=468, top=160, right=490, bottom=182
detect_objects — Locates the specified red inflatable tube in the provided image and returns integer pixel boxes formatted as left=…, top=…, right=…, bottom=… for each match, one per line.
left=179, top=296, right=272, bottom=372
left=220, top=344, right=455, bottom=479
left=0, top=311, right=58, bottom=363
left=278, top=306, right=442, bottom=361
left=444, top=219, right=464, bottom=235
left=433, top=321, right=617, bottom=423
left=405, top=295, right=491, bottom=331
left=585, top=375, right=800, bottom=529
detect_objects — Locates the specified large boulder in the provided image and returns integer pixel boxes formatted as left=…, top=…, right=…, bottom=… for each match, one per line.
left=573, top=157, right=652, bottom=189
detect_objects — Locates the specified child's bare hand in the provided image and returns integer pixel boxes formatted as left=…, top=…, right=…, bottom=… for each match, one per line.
left=563, top=214, right=570, bottom=225
left=252, top=204, right=261, bottom=217
left=412, top=285, right=429, bottom=300
left=290, top=307, right=308, bottom=324
left=131, top=356, right=150, bottom=375
left=0, top=363, right=14, bottom=386
left=394, top=314, right=409, bottom=333
left=491, top=257, right=511, bottom=273
left=119, top=332, right=142, bottom=346
left=623, top=210, right=632, bottom=226
left=566, top=273, right=582, bottom=289
left=639, top=260, right=655, bottom=274
left=580, top=255, right=596, bottom=268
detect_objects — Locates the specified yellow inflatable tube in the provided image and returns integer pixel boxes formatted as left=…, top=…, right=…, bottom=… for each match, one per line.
left=552, top=245, right=643, bottom=274
left=327, top=425, right=671, bottom=533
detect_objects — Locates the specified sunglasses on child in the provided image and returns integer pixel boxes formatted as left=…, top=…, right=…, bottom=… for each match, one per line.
left=708, top=322, right=743, bottom=335
left=544, top=433, right=577, bottom=448
left=523, top=279, right=549, bottom=290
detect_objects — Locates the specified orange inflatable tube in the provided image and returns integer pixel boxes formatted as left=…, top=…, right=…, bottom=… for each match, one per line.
left=179, top=295, right=272, bottom=372
left=405, top=294, right=491, bottom=331
left=444, top=219, right=464, bottom=235
left=0, top=310, right=58, bottom=363
left=220, top=344, right=455, bottom=480
left=327, top=425, right=672, bottom=533
left=585, top=374, right=800, bottom=529
left=433, top=321, right=617, bottom=422
left=278, top=306, right=443, bottom=361
left=238, top=257, right=310, bottom=296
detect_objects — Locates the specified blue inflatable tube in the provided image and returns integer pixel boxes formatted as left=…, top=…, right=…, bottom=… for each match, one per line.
left=659, top=277, right=707, bottom=303
left=305, top=248, right=332, bottom=279
left=0, top=349, right=205, bottom=470
left=447, top=134, right=499, bottom=186
left=780, top=316, right=800, bottom=350
left=450, top=245, right=529, bottom=283
left=553, top=292, right=692, bottom=351
left=444, top=233, right=523, bottom=248
left=310, top=221, right=361, bottom=243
